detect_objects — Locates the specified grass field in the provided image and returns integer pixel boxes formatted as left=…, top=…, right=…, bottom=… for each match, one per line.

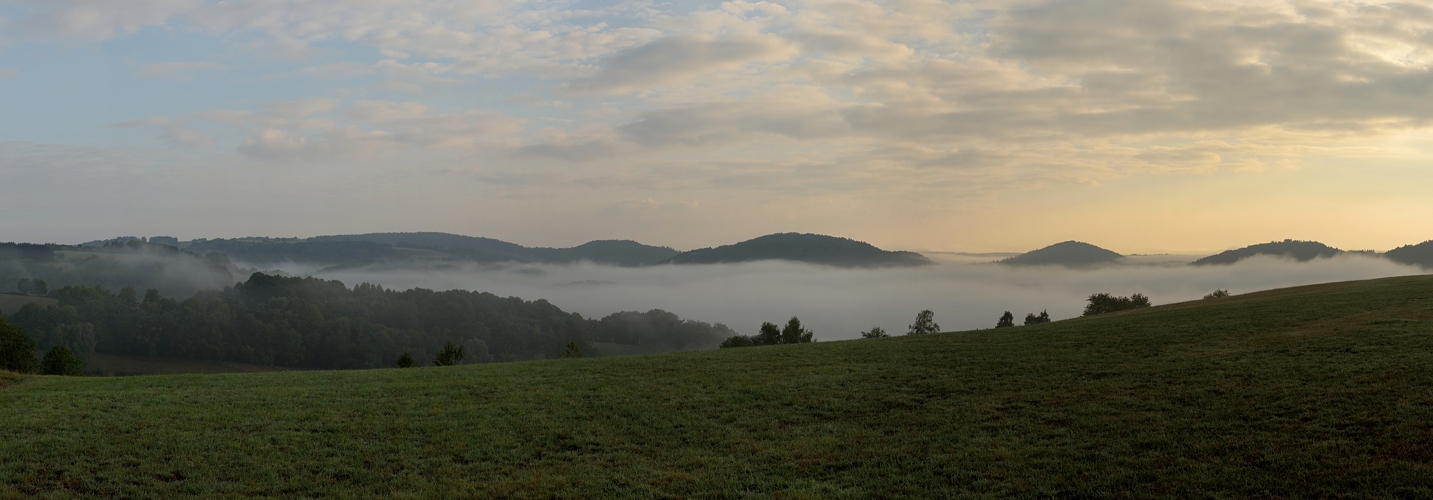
left=80, top=352, right=291, bottom=376
left=4, top=275, right=1433, bottom=497
left=0, top=293, right=57, bottom=316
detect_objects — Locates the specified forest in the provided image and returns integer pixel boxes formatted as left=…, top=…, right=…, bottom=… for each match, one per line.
left=2, top=273, right=733, bottom=370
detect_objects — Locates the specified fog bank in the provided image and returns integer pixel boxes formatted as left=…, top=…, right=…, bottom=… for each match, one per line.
left=287, top=256, right=1425, bottom=342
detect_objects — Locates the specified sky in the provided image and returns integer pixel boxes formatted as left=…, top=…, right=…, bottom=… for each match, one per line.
left=2, top=0, right=1432, bottom=254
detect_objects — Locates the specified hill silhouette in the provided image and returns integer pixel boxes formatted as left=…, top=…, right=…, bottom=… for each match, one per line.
left=190, top=232, right=679, bottom=267
left=1385, top=240, right=1433, bottom=269
left=660, top=233, right=932, bottom=267
left=1193, top=240, right=1343, bottom=265
left=1000, top=241, right=1123, bottom=266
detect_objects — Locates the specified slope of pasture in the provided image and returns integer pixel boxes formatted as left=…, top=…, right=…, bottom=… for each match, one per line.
left=0, top=294, right=56, bottom=316
left=3, top=275, right=1433, bottom=498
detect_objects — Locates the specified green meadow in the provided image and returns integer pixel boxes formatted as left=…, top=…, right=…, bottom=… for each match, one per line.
left=3, top=275, right=1433, bottom=498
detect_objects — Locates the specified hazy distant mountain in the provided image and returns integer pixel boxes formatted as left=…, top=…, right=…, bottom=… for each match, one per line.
left=1000, top=241, right=1123, bottom=267
left=660, top=233, right=932, bottom=268
left=183, top=233, right=679, bottom=267
left=1385, top=240, right=1433, bottom=269
left=1193, top=240, right=1343, bottom=265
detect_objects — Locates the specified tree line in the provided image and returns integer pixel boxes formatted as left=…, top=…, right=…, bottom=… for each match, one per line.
left=0, top=272, right=733, bottom=372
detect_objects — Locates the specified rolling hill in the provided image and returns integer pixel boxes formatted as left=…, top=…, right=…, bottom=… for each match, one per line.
left=5, top=275, right=1433, bottom=497
left=660, top=233, right=932, bottom=267
left=188, top=232, right=680, bottom=267
left=1193, top=239, right=1343, bottom=265
left=1386, top=240, right=1433, bottom=269
left=1000, top=240, right=1123, bottom=266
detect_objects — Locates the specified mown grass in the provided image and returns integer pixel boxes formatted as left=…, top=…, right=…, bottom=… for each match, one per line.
left=3, top=275, right=1433, bottom=498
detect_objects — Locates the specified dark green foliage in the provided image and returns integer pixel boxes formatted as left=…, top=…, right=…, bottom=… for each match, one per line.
left=16, top=279, right=30, bottom=294
left=717, top=335, right=752, bottom=348
left=588, top=309, right=735, bottom=350
left=1023, top=310, right=1051, bottom=325
left=780, top=317, right=815, bottom=344
left=0, top=317, right=38, bottom=373
left=0, top=241, right=238, bottom=298
left=433, top=341, right=465, bottom=366
left=186, top=238, right=403, bottom=265
left=395, top=352, right=416, bottom=368
left=859, top=327, right=888, bottom=338
left=560, top=342, right=582, bottom=358
left=1001, top=241, right=1123, bottom=267
left=1385, top=240, right=1433, bottom=269
left=32, top=280, right=47, bottom=296
left=0, top=243, right=56, bottom=261
left=1083, top=293, right=1151, bottom=316
left=40, top=345, right=82, bottom=376
left=1204, top=289, right=1231, bottom=299
left=5, top=273, right=594, bottom=369
left=757, top=321, right=781, bottom=346
left=1193, top=239, right=1342, bottom=265
left=659, top=233, right=932, bottom=268
left=907, top=310, right=939, bottom=335
left=995, top=311, right=1015, bottom=328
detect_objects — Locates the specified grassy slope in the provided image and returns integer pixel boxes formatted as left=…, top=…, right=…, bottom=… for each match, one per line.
left=4, top=275, right=1433, bottom=498
left=0, top=294, right=58, bottom=316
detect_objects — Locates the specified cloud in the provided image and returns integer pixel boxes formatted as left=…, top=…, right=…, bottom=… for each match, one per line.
left=560, top=35, right=800, bottom=94
left=136, top=61, right=228, bottom=80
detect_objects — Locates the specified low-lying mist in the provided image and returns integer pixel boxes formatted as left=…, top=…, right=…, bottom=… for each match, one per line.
left=269, top=255, right=1425, bottom=342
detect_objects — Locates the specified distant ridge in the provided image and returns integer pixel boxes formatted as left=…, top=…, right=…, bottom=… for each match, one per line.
left=190, top=232, right=679, bottom=267
left=660, top=233, right=932, bottom=268
left=1385, top=240, right=1433, bottom=269
left=1001, top=241, right=1123, bottom=267
left=1193, top=240, right=1342, bottom=266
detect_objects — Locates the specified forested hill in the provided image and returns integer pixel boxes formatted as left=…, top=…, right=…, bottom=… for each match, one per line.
left=1386, top=240, right=1433, bottom=269
left=660, top=233, right=932, bottom=268
left=1193, top=240, right=1344, bottom=265
left=3, top=273, right=734, bottom=371
left=1000, top=241, right=1123, bottom=266
left=188, top=233, right=679, bottom=267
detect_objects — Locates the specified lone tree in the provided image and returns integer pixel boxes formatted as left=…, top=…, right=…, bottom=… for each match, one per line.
left=1204, top=289, right=1231, bottom=299
left=560, top=341, right=582, bottom=358
left=395, top=352, right=417, bottom=368
left=1024, top=310, right=1051, bottom=325
left=860, top=327, right=888, bottom=338
left=432, top=341, right=465, bottom=366
left=907, top=310, right=940, bottom=335
left=40, top=345, right=82, bottom=376
left=995, top=311, right=1015, bottom=328
left=0, top=317, right=38, bottom=373
left=1083, top=293, right=1151, bottom=316
left=781, top=317, right=815, bottom=344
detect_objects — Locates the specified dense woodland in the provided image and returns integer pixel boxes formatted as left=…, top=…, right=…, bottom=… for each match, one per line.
left=2, top=272, right=733, bottom=370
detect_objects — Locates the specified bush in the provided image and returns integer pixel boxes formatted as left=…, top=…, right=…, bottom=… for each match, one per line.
left=995, top=311, right=1015, bottom=328
left=396, top=352, right=416, bottom=368
left=860, top=327, right=888, bottom=338
left=1083, top=293, right=1151, bottom=316
left=0, top=318, right=38, bottom=373
left=560, top=342, right=582, bottom=358
left=41, top=345, right=83, bottom=376
left=780, top=317, right=815, bottom=344
left=432, top=341, right=465, bottom=366
left=1204, top=289, right=1231, bottom=299
left=718, top=335, right=753, bottom=348
left=1023, top=310, right=1051, bottom=325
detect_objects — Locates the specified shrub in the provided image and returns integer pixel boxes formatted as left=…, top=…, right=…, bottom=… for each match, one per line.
left=396, top=352, right=416, bottom=368
left=0, top=317, right=38, bottom=374
left=560, top=342, right=582, bottom=358
left=1204, top=289, right=1231, bottom=299
left=718, top=335, right=753, bottom=348
left=1023, top=310, right=1051, bottom=325
left=432, top=341, right=465, bottom=366
left=860, top=327, right=888, bottom=339
left=41, top=345, right=83, bottom=376
left=1083, top=293, right=1151, bottom=316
